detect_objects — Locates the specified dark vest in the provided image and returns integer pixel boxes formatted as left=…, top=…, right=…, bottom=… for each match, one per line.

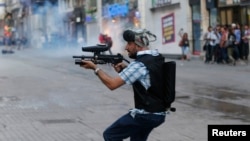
left=132, top=54, right=166, bottom=112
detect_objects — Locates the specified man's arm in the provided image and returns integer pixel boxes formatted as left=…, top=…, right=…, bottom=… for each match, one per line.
left=203, top=32, right=208, bottom=40
left=95, top=68, right=125, bottom=90
left=81, top=60, right=125, bottom=90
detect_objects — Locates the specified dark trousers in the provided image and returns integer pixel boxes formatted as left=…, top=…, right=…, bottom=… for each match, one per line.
left=242, top=42, right=249, bottom=60
left=221, top=47, right=228, bottom=63
left=233, top=45, right=240, bottom=60
left=214, top=44, right=221, bottom=63
left=103, top=112, right=165, bottom=141
left=205, top=45, right=214, bottom=62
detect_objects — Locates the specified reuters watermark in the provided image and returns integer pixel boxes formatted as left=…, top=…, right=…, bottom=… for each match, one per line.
left=208, top=125, right=249, bottom=140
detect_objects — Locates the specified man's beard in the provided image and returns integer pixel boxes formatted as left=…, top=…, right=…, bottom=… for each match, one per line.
left=129, top=52, right=137, bottom=59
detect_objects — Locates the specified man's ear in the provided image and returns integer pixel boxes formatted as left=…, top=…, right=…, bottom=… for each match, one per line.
left=135, top=45, right=144, bottom=51
left=135, top=44, right=140, bottom=49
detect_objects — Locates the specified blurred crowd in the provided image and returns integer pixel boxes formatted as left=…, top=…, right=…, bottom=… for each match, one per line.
left=203, top=23, right=249, bottom=65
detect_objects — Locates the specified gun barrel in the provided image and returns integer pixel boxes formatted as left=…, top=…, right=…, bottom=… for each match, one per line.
left=75, top=59, right=84, bottom=65
left=72, top=55, right=89, bottom=59
left=73, top=52, right=130, bottom=65
left=72, top=55, right=81, bottom=58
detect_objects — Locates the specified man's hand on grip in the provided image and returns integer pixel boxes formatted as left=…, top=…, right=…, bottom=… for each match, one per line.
left=114, top=62, right=127, bottom=73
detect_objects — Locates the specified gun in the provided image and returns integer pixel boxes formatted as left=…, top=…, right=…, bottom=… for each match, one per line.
left=73, top=44, right=130, bottom=65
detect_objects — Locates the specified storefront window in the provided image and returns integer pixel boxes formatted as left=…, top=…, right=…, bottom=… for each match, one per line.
left=218, top=0, right=241, bottom=7
left=220, top=10, right=226, bottom=25
left=227, top=10, right=233, bottom=24
left=210, top=8, right=217, bottom=27
left=191, top=4, right=201, bottom=54
left=218, top=0, right=226, bottom=6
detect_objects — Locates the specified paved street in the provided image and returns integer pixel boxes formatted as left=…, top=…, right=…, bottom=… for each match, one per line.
left=0, top=47, right=250, bottom=141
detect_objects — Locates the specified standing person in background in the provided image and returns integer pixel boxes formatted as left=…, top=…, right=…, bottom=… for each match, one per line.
left=241, top=24, right=250, bottom=62
left=236, top=23, right=244, bottom=60
left=179, top=32, right=190, bottom=61
left=219, top=25, right=228, bottom=64
left=232, top=23, right=241, bottom=62
left=227, top=27, right=237, bottom=65
left=203, top=26, right=216, bottom=64
left=2, top=25, right=14, bottom=54
left=213, top=26, right=222, bottom=64
left=2, top=13, right=14, bottom=54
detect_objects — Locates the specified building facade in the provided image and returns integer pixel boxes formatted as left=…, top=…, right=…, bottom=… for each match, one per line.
left=93, top=0, right=205, bottom=56
left=2, top=0, right=249, bottom=57
left=141, top=0, right=192, bottom=55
